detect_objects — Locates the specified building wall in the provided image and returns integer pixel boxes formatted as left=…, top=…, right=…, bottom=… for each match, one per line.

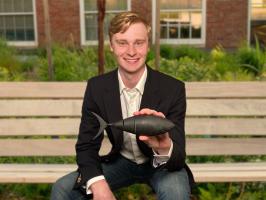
left=206, top=0, right=248, bottom=48
left=131, top=0, right=152, bottom=25
left=34, top=0, right=249, bottom=49
left=36, top=0, right=80, bottom=47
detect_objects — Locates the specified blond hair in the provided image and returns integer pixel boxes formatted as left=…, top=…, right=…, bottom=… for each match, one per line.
left=108, top=11, right=151, bottom=41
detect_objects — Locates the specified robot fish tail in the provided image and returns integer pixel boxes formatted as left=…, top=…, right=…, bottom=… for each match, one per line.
left=91, top=112, right=107, bottom=140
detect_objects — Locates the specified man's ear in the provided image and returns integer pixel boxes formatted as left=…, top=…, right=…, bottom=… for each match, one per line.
left=110, top=45, right=113, bottom=52
left=109, top=41, right=114, bottom=52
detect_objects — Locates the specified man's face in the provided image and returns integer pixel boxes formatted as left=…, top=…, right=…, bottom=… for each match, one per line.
left=110, top=22, right=149, bottom=74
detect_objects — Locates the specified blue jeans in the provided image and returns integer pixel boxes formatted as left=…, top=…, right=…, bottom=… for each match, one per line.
left=51, top=155, right=190, bottom=200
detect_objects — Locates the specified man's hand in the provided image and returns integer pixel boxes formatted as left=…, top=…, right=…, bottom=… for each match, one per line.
left=90, top=179, right=116, bottom=200
left=134, top=108, right=172, bottom=154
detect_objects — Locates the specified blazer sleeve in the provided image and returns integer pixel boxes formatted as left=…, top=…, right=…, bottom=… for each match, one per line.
left=74, top=79, right=104, bottom=188
left=164, top=82, right=187, bottom=171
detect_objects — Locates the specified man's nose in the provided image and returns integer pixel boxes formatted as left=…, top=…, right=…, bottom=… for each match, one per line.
left=127, top=44, right=137, bottom=56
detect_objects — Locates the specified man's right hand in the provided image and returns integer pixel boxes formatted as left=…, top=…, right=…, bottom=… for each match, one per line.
left=90, top=179, right=116, bottom=200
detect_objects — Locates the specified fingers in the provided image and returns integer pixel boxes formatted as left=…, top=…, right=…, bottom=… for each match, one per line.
left=134, top=108, right=165, bottom=118
left=139, top=135, right=159, bottom=148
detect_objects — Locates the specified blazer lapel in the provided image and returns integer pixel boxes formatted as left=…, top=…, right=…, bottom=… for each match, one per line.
left=102, top=70, right=123, bottom=147
left=138, top=67, right=161, bottom=156
left=140, top=67, right=160, bottom=110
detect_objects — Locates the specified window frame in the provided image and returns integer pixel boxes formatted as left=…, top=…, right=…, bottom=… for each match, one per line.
left=0, top=0, right=38, bottom=47
left=152, top=0, right=206, bottom=46
left=249, top=0, right=266, bottom=45
left=80, top=0, right=131, bottom=46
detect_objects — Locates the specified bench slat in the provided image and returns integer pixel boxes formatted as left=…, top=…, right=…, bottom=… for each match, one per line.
left=1, top=118, right=266, bottom=136
left=0, top=118, right=80, bottom=136
left=186, top=118, right=266, bottom=136
left=0, top=99, right=82, bottom=117
left=0, top=163, right=265, bottom=183
left=0, top=138, right=265, bottom=156
left=1, top=82, right=266, bottom=98
left=187, top=99, right=266, bottom=116
left=0, top=82, right=86, bottom=99
left=187, top=138, right=266, bottom=155
left=0, top=139, right=111, bottom=156
left=186, top=82, right=266, bottom=98
left=1, top=99, right=266, bottom=117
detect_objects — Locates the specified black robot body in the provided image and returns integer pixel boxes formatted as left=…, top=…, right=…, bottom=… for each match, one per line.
left=91, top=112, right=175, bottom=140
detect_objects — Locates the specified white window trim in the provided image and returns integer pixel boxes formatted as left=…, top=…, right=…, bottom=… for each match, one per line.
left=152, top=0, right=206, bottom=47
left=3, top=0, right=38, bottom=47
left=79, top=0, right=131, bottom=46
left=248, top=0, right=266, bottom=45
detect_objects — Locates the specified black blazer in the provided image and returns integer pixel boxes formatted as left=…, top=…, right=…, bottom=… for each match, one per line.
left=74, top=66, right=194, bottom=189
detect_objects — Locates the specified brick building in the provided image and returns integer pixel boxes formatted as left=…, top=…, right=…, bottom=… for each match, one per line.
left=0, top=0, right=265, bottom=49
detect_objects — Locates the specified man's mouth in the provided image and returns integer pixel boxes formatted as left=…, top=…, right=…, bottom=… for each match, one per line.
left=124, top=58, right=140, bottom=63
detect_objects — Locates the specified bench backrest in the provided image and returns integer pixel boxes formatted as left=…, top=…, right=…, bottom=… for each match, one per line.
left=0, top=82, right=266, bottom=157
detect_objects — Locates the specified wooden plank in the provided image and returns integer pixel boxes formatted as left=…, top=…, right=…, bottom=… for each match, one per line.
left=187, top=99, right=266, bottom=116
left=0, top=162, right=265, bottom=183
left=0, top=171, right=70, bottom=183
left=186, top=82, right=266, bottom=98
left=0, top=138, right=112, bottom=156
left=186, top=138, right=266, bottom=155
left=0, top=138, right=265, bottom=156
left=0, top=118, right=265, bottom=136
left=185, top=118, right=266, bottom=136
left=189, top=162, right=266, bottom=182
left=0, top=118, right=80, bottom=136
left=1, top=82, right=266, bottom=99
left=0, top=82, right=86, bottom=99
left=0, top=99, right=82, bottom=117
left=1, top=99, right=266, bottom=117
left=0, top=164, right=76, bottom=172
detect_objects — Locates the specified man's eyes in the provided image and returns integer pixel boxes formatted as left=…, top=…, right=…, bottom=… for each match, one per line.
left=135, top=41, right=145, bottom=46
left=116, top=40, right=146, bottom=46
left=117, top=41, right=127, bottom=46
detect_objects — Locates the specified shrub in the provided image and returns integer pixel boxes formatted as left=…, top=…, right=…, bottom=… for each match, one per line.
left=38, top=45, right=98, bottom=81
left=208, top=46, right=254, bottom=81
left=237, top=40, right=266, bottom=78
left=160, top=44, right=176, bottom=59
left=148, top=57, right=209, bottom=81
left=0, top=38, right=24, bottom=80
left=175, top=45, right=207, bottom=61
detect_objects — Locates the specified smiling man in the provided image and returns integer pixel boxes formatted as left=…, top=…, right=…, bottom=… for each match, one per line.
left=51, top=12, right=194, bottom=200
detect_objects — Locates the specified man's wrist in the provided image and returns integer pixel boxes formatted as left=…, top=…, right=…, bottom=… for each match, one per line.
left=153, top=138, right=172, bottom=155
left=90, top=179, right=110, bottom=193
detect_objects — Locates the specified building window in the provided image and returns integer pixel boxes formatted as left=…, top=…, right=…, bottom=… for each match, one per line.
left=0, top=0, right=37, bottom=46
left=153, top=0, right=206, bottom=45
left=250, top=0, right=266, bottom=46
left=80, top=0, right=130, bottom=45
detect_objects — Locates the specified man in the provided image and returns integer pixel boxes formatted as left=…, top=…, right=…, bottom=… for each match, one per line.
left=51, top=11, right=194, bottom=200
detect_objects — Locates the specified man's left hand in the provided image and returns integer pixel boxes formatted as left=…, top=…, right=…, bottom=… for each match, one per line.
left=134, top=108, right=172, bottom=155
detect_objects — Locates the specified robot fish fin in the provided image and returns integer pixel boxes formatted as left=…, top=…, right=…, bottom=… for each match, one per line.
left=91, top=112, right=107, bottom=140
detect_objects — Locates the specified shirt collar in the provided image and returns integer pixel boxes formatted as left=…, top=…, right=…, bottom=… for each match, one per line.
left=118, top=66, right=147, bottom=95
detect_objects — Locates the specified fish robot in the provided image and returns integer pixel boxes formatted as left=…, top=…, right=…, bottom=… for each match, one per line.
left=91, top=112, right=175, bottom=140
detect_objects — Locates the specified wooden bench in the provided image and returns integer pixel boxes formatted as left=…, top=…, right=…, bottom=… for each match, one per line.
left=0, top=82, right=266, bottom=183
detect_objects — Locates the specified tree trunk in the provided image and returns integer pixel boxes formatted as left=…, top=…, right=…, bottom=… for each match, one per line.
left=97, top=0, right=106, bottom=75
left=42, top=0, right=54, bottom=80
left=155, top=0, right=161, bottom=71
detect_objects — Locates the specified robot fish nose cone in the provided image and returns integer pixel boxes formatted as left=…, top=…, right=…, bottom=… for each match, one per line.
left=163, top=119, right=175, bottom=130
left=137, top=115, right=175, bottom=135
